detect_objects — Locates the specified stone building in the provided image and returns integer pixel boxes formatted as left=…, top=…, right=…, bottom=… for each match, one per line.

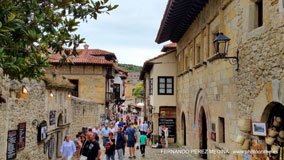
left=48, top=44, right=127, bottom=120
left=0, top=70, right=74, bottom=160
left=140, top=43, right=177, bottom=143
left=156, top=0, right=284, bottom=159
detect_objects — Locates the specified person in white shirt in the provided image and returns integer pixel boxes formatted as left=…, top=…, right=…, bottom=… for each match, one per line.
left=60, top=135, right=76, bottom=160
left=162, top=125, right=169, bottom=148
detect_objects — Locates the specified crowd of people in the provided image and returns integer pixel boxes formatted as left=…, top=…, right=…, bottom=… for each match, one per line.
left=60, top=115, right=155, bottom=160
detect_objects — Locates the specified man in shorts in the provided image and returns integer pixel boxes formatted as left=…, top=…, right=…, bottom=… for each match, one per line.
left=125, top=123, right=136, bottom=159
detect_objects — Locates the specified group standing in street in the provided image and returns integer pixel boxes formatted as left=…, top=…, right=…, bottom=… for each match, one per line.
left=60, top=113, right=156, bottom=160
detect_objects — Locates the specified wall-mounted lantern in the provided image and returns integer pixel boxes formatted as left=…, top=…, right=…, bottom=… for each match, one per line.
left=67, top=92, right=71, bottom=98
left=49, top=91, right=54, bottom=97
left=22, top=86, right=28, bottom=94
left=214, top=32, right=239, bottom=71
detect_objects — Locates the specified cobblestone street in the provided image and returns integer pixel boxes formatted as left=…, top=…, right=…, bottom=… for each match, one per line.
left=99, top=142, right=203, bottom=160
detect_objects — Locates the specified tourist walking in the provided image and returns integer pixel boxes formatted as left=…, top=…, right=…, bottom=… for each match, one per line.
left=80, top=132, right=101, bottom=160
left=140, top=121, right=148, bottom=134
left=146, top=128, right=152, bottom=146
left=92, top=125, right=101, bottom=141
left=105, top=132, right=115, bottom=160
left=126, top=123, right=137, bottom=159
left=60, top=135, right=76, bottom=160
left=162, top=125, right=169, bottom=148
left=140, top=132, right=147, bottom=157
left=101, top=124, right=111, bottom=147
left=116, top=127, right=125, bottom=160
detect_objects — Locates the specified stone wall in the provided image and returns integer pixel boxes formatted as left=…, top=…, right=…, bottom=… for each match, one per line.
left=0, top=70, right=76, bottom=160
left=236, top=0, right=284, bottom=118
left=175, top=0, right=284, bottom=159
left=69, top=97, right=105, bottom=137
left=48, top=65, right=107, bottom=104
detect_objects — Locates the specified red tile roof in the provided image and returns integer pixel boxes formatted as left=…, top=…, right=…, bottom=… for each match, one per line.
left=49, top=49, right=114, bottom=65
left=161, top=43, right=177, bottom=52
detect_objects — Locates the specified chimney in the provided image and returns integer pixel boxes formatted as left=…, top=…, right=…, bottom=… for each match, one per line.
left=83, top=43, right=89, bottom=50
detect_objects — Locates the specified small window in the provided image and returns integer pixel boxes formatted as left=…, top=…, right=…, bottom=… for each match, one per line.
left=218, top=117, right=225, bottom=143
left=196, top=45, right=201, bottom=64
left=256, top=0, right=263, bottom=27
left=69, top=79, right=79, bottom=97
left=149, top=78, right=153, bottom=95
left=158, top=77, right=174, bottom=95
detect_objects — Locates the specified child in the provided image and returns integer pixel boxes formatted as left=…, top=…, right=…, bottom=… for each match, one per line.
left=140, top=132, right=147, bottom=157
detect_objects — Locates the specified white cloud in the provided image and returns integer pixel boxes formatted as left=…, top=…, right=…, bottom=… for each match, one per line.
left=76, top=0, right=170, bottom=66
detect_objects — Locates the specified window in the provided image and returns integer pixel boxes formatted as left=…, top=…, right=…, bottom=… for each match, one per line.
left=69, top=79, right=79, bottom=97
left=256, top=0, right=263, bottom=28
left=249, top=0, right=263, bottom=30
left=158, top=76, right=174, bottom=95
left=196, top=45, right=201, bottom=64
left=113, top=83, right=120, bottom=99
left=218, top=117, right=225, bottom=143
left=149, top=78, right=153, bottom=95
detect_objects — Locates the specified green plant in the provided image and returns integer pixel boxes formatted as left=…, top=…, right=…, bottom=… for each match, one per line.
left=0, top=0, right=118, bottom=80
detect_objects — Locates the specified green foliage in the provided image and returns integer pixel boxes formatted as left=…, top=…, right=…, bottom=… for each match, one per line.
left=132, top=82, right=144, bottom=98
left=118, top=63, right=142, bottom=72
left=0, top=0, right=118, bottom=80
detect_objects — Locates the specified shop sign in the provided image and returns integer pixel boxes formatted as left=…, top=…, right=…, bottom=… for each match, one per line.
left=49, top=110, right=56, bottom=125
left=158, top=118, right=176, bottom=138
left=7, top=130, right=17, bottom=160
left=38, top=121, right=48, bottom=142
left=17, top=122, right=26, bottom=150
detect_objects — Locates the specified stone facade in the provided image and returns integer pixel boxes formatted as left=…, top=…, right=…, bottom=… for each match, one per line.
left=0, top=71, right=73, bottom=160
left=156, top=0, right=284, bottom=159
left=69, top=97, right=104, bottom=137
left=47, top=65, right=106, bottom=104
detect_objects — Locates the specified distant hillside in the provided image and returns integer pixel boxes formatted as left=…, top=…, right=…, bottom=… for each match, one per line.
left=118, top=63, right=142, bottom=72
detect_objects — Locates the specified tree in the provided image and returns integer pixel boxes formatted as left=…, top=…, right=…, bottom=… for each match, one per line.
left=0, top=0, right=118, bottom=80
left=132, top=82, right=144, bottom=99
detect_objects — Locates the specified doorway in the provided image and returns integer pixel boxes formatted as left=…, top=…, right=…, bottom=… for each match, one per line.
left=181, top=112, right=186, bottom=145
left=199, top=107, right=207, bottom=159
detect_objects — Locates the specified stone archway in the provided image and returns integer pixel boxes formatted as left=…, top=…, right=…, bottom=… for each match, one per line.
left=260, top=102, right=284, bottom=155
left=56, top=113, right=63, bottom=158
left=181, top=112, right=186, bottom=145
left=199, top=107, right=207, bottom=159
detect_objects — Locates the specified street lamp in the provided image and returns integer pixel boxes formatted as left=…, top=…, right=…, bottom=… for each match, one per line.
left=214, top=32, right=239, bottom=71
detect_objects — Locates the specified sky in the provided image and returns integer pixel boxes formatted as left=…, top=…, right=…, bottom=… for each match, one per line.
left=76, top=0, right=169, bottom=66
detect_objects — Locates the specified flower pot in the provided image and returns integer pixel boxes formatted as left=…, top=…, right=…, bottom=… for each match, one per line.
left=238, top=119, right=251, bottom=132
left=268, top=128, right=279, bottom=137
left=265, top=136, right=275, bottom=145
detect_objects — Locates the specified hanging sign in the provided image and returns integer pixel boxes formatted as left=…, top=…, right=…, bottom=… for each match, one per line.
left=7, top=130, right=17, bottom=160
left=38, top=121, right=48, bottom=142
left=17, top=122, right=26, bottom=150
left=49, top=111, right=56, bottom=125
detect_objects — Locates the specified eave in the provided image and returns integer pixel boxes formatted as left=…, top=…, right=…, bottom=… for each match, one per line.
left=155, top=0, right=209, bottom=44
